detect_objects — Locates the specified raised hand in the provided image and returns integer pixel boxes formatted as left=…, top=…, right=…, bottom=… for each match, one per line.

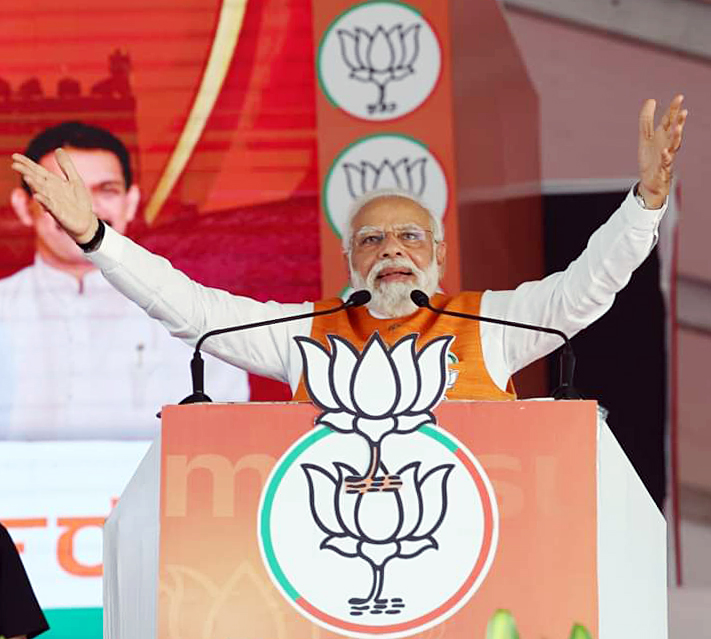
left=638, top=94, right=687, bottom=209
left=11, top=148, right=99, bottom=244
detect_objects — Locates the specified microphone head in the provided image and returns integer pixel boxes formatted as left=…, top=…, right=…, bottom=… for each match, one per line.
left=347, top=289, right=372, bottom=307
left=410, top=290, right=430, bottom=307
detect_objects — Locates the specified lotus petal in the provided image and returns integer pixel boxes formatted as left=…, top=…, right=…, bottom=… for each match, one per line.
left=412, top=464, right=454, bottom=538
left=328, top=335, right=359, bottom=412
left=410, top=336, right=453, bottom=412
left=294, top=337, right=339, bottom=410
left=391, top=158, right=410, bottom=190
left=334, top=462, right=362, bottom=538
left=352, top=333, right=399, bottom=417
left=390, top=335, right=420, bottom=413
left=354, top=28, right=371, bottom=69
left=321, top=535, right=359, bottom=558
left=316, top=410, right=355, bottom=434
left=394, top=462, right=422, bottom=538
left=350, top=68, right=372, bottom=83
left=389, top=25, right=406, bottom=68
left=401, top=24, right=421, bottom=69
left=398, top=537, right=437, bottom=559
left=367, top=25, right=395, bottom=72
left=353, top=486, right=401, bottom=542
left=302, top=464, right=342, bottom=536
left=394, top=412, right=433, bottom=434
left=337, top=29, right=361, bottom=71
left=374, top=159, right=402, bottom=190
left=343, top=162, right=365, bottom=199
left=392, top=66, right=412, bottom=81
left=405, top=157, right=427, bottom=197
left=362, top=160, right=380, bottom=192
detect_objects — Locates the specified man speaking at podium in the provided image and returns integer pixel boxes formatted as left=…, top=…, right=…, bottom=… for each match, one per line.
left=11, top=96, right=687, bottom=401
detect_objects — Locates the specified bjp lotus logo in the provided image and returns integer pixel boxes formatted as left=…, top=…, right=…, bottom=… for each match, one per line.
left=318, top=2, right=442, bottom=121
left=343, top=157, right=427, bottom=199
left=337, top=24, right=420, bottom=115
left=258, top=334, right=499, bottom=638
left=323, top=134, right=449, bottom=242
left=302, top=460, right=453, bottom=615
left=296, top=333, right=450, bottom=491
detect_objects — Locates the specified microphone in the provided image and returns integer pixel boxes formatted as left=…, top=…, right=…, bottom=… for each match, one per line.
left=178, top=289, right=372, bottom=405
left=410, top=290, right=581, bottom=400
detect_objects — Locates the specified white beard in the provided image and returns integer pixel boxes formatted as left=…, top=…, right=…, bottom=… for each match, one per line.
left=350, top=256, right=440, bottom=318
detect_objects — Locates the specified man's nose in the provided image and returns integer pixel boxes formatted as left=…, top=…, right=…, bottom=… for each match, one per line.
left=90, top=194, right=104, bottom=215
left=378, top=232, right=404, bottom=258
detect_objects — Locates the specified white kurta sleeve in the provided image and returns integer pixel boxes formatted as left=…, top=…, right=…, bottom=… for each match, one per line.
left=479, top=187, right=666, bottom=391
left=87, top=226, right=313, bottom=387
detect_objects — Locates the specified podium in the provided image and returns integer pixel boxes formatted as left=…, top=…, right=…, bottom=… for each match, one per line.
left=104, top=400, right=666, bottom=639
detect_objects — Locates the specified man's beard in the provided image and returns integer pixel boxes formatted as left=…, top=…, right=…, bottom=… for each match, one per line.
left=350, top=256, right=440, bottom=318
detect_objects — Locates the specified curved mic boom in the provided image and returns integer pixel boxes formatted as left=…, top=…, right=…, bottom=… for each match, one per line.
left=410, top=289, right=581, bottom=400
left=179, top=290, right=372, bottom=405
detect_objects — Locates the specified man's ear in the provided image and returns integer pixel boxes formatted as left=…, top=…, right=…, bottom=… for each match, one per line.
left=125, top=184, right=140, bottom=222
left=436, top=240, right=447, bottom=277
left=10, top=187, right=35, bottom=227
left=343, top=251, right=352, bottom=282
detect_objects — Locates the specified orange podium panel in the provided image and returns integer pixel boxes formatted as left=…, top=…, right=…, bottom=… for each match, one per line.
left=104, top=401, right=666, bottom=639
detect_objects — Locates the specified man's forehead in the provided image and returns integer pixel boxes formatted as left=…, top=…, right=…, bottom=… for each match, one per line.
left=352, top=195, right=431, bottom=229
left=39, top=147, right=124, bottom=185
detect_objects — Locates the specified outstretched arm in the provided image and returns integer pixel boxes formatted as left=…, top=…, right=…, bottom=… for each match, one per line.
left=481, top=95, right=688, bottom=387
left=10, top=147, right=309, bottom=388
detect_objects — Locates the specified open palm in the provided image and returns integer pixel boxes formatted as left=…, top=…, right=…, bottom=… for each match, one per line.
left=11, top=147, right=98, bottom=243
left=638, top=94, right=687, bottom=209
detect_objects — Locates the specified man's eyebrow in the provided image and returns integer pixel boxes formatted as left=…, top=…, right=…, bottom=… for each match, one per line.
left=355, top=225, right=383, bottom=234
left=91, top=180, right=126, bottom=189
left=356, top=223, right=425, bottom=233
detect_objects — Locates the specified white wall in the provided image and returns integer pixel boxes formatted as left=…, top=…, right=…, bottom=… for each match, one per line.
left=500, top=6, right=711, bottom=599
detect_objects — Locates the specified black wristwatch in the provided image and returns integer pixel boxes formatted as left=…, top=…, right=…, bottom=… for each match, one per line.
left=77, top=219, right=106, bottom=253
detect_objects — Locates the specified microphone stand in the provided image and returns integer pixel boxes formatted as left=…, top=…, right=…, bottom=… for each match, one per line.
left=179, top=290, right=372, bottom=404
left=410, top=290, right=582, bottom=400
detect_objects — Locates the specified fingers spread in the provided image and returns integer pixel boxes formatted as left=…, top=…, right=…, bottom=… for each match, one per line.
left=664, top=96, right=680, bottom=131
left=668, top=109, right=688, bottom=153
left=639, top=99, right=656, bottom=140
left=10, top=153, right=38, bottom=169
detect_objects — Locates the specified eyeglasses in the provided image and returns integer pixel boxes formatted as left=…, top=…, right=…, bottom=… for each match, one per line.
left=351, top=225, right=434, bottom=251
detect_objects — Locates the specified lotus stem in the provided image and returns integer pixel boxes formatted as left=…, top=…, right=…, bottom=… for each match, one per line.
left=344, top=442, right=402, bottom=494
left=365, top=442, right=381, bottom=480
left=349, top=565, right=384, bottom=605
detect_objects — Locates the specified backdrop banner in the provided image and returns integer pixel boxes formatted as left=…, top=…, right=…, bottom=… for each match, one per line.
left=0, top=441, right=150, bottom=612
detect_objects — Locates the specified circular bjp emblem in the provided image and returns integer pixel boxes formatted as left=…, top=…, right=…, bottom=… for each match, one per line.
left=317, top=1, right=442, bottom=121
left=258, top=333, right=499, bottom=638
left=323, top=134, right=449, bottom=241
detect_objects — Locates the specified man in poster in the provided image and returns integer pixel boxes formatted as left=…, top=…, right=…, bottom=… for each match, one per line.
left=1, top=122, right=249, bottom=440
